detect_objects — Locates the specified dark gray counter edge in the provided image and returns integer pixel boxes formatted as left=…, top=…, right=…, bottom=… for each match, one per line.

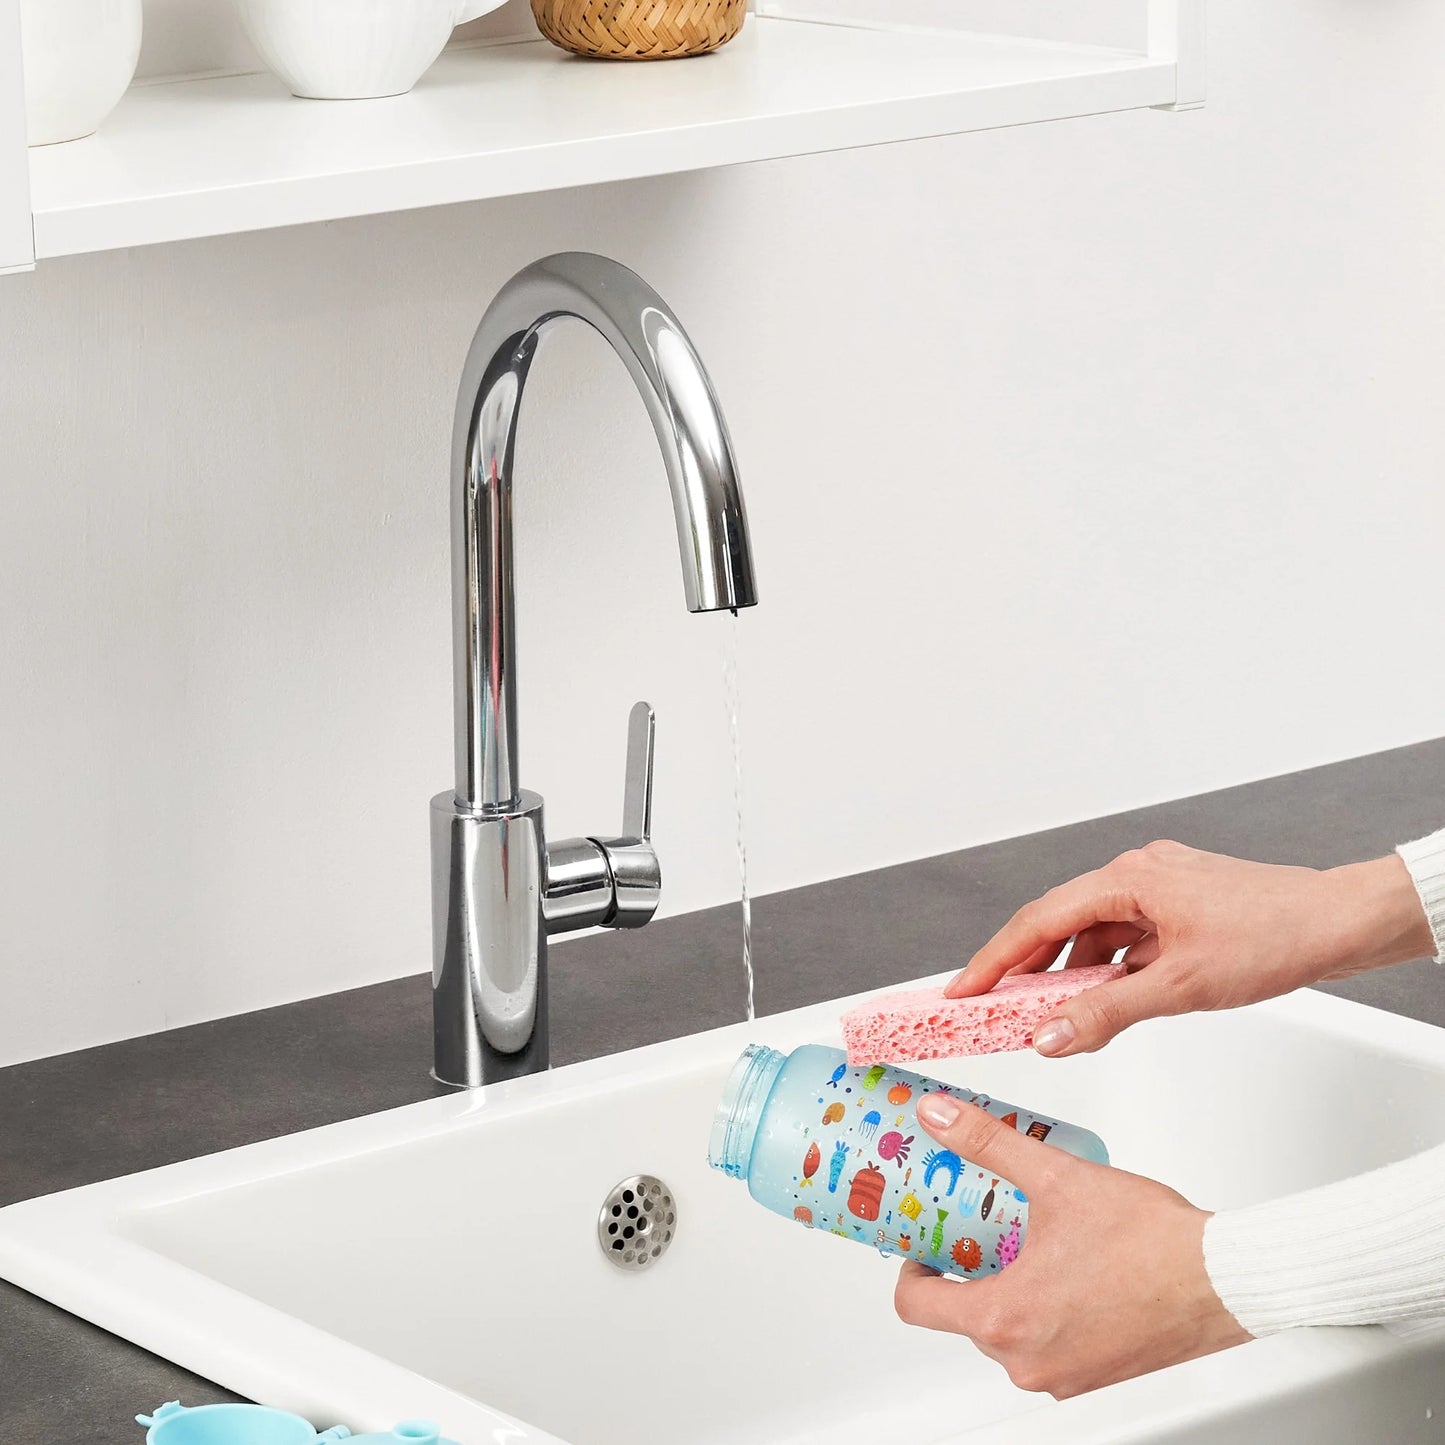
left=3, top=737, right=1443, bottom=1441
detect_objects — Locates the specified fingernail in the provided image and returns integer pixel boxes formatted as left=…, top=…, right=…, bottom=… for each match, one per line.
left=1033, top=1018, right=1075, bottom=1056
left=917, top=1094, right=962, bottom=1129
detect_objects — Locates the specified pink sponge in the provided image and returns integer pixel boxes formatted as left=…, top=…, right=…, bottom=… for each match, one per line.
left=840, top=963, right=1127, bottom=1064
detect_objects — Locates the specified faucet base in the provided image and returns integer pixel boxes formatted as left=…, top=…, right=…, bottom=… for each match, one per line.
left=430, top=789, right=548, bottom=1088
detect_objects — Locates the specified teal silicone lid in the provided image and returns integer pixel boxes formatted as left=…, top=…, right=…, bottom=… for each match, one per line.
left=136, top=1402, right=349, bottom=1445
left=348, top=1425, right=460, bottom=1445
left=137, top=1402, right=459, bottom=1445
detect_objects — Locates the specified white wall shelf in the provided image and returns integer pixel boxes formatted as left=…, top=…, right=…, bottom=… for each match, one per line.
left=10, top=6, right=1202, bottom=264
left=0, top=0, right=33, bottom=272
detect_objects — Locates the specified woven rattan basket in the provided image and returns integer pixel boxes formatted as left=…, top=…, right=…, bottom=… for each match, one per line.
left=531, top=0, right=746, bottom=59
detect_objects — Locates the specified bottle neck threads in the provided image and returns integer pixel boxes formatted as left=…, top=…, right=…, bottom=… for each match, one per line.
left=708, top=1043, right=786, bottom=1179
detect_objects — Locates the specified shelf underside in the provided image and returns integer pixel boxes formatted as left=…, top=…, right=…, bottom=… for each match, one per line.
left=28, top=18, right=1177, bottom=259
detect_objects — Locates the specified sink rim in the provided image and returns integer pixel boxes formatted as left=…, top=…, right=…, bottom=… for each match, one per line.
left=2, top=979, right=1444, bottom=1445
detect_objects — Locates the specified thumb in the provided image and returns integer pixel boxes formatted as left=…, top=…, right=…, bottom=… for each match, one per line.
left=1032, top=965, right=1183, bottom=1057
left=916, top=1092, right=1049, bottom=1187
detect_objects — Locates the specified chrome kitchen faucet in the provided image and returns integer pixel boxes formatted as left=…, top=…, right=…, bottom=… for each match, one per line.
left=431, top=253, right=759, bottom=1088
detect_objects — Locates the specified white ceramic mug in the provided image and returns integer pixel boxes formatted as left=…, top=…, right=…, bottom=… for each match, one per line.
left=233, top=0, right=509, bottom=100
left=19, top=0, right=142, bottom=146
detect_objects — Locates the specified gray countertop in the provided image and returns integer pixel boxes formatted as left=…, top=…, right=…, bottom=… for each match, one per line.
left=3, top=737, right=1444, bottom=1442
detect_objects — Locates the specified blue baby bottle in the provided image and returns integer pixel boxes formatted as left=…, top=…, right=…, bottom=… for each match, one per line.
left=708, top=1043, right=1108, bottom=1278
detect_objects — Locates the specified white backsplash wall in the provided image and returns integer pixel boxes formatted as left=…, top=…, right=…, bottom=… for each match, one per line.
left=2, top=0, right=1444, bottom=1066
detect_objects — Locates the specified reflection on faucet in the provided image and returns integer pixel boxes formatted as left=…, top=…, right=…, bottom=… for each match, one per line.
left=431, top=253, right=759, bottom=1088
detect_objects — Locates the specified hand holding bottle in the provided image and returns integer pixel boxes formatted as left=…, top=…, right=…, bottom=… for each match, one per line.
left=944, top=842, right=1432, bottom=1057
left=894, top=1092, right=1248, bottom=1396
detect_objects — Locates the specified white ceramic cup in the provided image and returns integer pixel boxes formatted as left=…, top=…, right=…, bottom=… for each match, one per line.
left=19, top=0, right=142, bottom=146
left=233, top=0, right=509, bottom=100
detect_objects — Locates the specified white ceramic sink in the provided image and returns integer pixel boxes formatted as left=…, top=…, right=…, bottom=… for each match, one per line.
left=3, top=978, right=1445, bottom=1444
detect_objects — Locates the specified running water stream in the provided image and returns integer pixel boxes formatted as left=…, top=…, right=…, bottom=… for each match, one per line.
left=723, top=611, right=754, bottom=1022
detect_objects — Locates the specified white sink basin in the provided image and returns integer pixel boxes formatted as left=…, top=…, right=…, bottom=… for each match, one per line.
left=3, top=979, right=1445, bottom=1444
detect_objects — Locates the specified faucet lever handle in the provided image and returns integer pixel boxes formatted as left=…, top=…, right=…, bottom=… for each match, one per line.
left=542, top=703, right=661, bottom=935
left=602, top=700, right=660, bottom=929
left=621, top=700, right=655, bottom=843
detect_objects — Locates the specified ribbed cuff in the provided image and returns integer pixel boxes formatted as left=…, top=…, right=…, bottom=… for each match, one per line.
left=1204, top=1145, right=1445, bottom=1336
left=1397, top=828, right=1445, bottom=964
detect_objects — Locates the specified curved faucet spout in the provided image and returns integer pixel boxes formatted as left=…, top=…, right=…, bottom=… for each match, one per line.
left=450, top=252, right=759, bottom=813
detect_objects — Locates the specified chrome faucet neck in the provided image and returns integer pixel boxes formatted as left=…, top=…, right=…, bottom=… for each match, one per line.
left=450, top=252, right=757, bottom=813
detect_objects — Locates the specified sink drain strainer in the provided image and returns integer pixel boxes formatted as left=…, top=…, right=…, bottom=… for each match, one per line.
left=598, top=1175, right=676, bottom=1270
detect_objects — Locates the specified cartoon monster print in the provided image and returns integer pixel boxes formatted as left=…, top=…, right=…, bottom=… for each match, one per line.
left=951, top=1236, right=983, bottom=1272
left=929, top=1209, right=950, bottom=1256
left=877, top=1131, right=913, bottom=1167
left=898, top=1191, right=924, bottom=1222
left=996, top=1216, right=1022, bottom=1269
left=887, top=1082, right=913, bottom=1106
left=847, top=1163, right=886, bottom=1222
left=954, top=1187, right=982, bottom=1219
left=794, top=1206, right=814, bottom=1227
left=981, top=1177, right=998, bottom=1220
left=922, top=1147, right=963, bottom=1196
left=827, top=1139, right=849, bottom=1193
left=822, top=1101, right=846, bottom=1126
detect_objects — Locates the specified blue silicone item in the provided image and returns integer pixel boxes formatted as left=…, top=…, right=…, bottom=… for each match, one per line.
left=137, top=1403, right=460, bottom=1445
left=347, top=1425, right=460, bottom=1445
left=136, top=1402, right=350, bottom=1444
left=708, top=1042, right=1109, bottom=1278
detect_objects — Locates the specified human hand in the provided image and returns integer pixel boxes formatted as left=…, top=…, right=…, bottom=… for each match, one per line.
left=894, top=1092, right=1249, bottom=1397
left=945, top=841, right=1432, bottom=1057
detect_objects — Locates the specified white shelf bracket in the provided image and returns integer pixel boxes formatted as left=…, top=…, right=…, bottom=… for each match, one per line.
left=1148, top=0, right=1206, bottom=111
left=0, top=0, right=36, bottom=272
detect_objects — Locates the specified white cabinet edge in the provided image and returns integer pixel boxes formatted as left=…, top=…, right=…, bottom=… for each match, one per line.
left=1148, top=0, right=1205, bottom=109
left=0, top=0, right=35, bottom=271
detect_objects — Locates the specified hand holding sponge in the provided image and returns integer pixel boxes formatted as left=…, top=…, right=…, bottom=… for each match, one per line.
left=839, top=962, right=1127, bottom=1064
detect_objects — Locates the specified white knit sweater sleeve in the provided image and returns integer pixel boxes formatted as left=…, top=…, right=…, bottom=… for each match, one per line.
left=1398, top=828, right=1445, bottom=963
left=1202, top=828, right=1445, bottom=1336
left=1204, top=1144, right=1445, bottom=1334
